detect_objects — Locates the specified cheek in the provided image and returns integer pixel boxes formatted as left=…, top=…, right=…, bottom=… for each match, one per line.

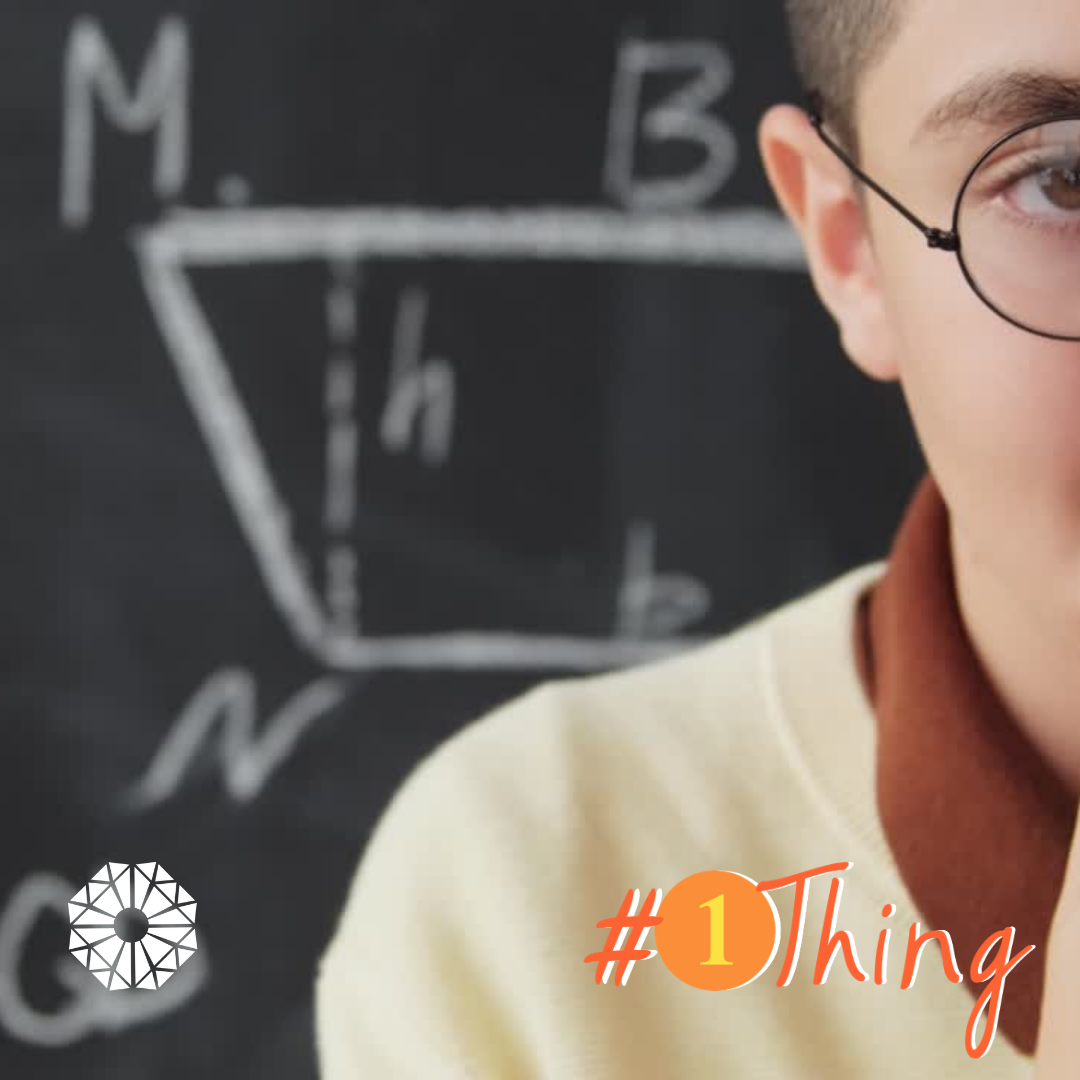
left=883, top=239, right=1080, bottom=560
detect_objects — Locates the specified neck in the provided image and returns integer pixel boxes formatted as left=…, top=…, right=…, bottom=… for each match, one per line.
left=949, top=516, right=1080, bottom=800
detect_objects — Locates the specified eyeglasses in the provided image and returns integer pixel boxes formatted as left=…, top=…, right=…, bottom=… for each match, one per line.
left=804, top=87, right=1080, bottom=342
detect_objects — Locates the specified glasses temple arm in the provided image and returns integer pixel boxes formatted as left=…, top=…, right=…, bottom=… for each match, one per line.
left=803, top=91, right=959, bottom=252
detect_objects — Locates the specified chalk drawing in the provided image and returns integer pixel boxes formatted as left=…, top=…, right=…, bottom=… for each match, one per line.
left=140, top=206, right=803, bottom=266
left=217, top=175, right=253, bottom=207
left=324, top=259, right=362, bottom=635
left=61, top=15, right=190, bottom=228
left=134, top=206, right=802, bottom=670
left=380, top=285, right=456, bottom=467
left=118, top=668, right=348, bottom=809
left=605, top=38, right=737, bottom=210
left=616, top=521, right=712, bottom=638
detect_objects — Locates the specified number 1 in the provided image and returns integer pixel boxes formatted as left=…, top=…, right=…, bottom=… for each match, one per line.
left=700, top=893, right=734, bottom=966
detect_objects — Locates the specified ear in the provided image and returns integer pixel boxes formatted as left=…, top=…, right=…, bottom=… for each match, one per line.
left=757, top=103, right=899, bottom=383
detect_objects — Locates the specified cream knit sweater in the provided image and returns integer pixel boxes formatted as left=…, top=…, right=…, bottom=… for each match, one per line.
left=313, top=562, right=1036, bottom=1078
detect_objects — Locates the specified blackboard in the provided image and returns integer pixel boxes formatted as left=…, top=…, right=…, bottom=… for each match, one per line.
left=0, top=2, right=924, bottom=1076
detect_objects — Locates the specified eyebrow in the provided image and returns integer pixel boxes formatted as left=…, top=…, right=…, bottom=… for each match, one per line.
left=913, top=67, right=1080, bottom=145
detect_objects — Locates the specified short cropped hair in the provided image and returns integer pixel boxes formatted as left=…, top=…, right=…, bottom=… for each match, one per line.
left=783, top=0, right=905, bottom=166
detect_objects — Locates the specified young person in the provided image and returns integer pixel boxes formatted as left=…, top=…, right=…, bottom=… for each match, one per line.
left=314, top=1, right=1080, bottom=1074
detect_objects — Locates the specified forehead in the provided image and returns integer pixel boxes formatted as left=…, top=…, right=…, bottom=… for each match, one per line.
left=862, top=0, right=1080, bottom=150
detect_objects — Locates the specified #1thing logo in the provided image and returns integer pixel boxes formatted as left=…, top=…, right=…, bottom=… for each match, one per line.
left=68, top=862, right=198, bottom=990
left=586, top=865, right=1036, bottom=1061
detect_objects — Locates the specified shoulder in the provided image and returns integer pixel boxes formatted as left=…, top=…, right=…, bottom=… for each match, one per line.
left=358, top=559, right=885, bottom=856
left=314, top=562, right=886, bottom=1074
left=440, top=559, right=883, bottom=765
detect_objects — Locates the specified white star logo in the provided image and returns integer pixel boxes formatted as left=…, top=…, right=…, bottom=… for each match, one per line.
left=68, top=862, right=197, bottom=989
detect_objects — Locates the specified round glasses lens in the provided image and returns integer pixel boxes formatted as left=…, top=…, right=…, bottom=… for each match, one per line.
left=958, top=117, right=1080, bottom=339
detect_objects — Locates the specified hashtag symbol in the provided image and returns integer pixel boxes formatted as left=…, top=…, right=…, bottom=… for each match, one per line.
left=584, top=887, right=663, bottom=986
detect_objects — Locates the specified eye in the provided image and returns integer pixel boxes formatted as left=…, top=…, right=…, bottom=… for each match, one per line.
left=991, top=150, right=1080, bottom=220
left=1013, top=161, right=1080, bottom=214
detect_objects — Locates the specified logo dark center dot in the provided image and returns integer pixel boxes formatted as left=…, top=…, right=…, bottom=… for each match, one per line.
left=114, top=907, right=149, bottom=943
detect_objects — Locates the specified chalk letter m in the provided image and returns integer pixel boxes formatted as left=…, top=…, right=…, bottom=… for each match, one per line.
left=61, top=16, right=190, bottom=228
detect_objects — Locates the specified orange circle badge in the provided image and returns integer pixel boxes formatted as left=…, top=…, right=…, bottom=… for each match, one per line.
left=654, top=870, right=781, bottom=991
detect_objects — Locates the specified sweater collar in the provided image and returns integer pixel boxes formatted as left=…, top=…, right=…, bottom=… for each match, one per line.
left=855, top=470, right=1076, bottom=1056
